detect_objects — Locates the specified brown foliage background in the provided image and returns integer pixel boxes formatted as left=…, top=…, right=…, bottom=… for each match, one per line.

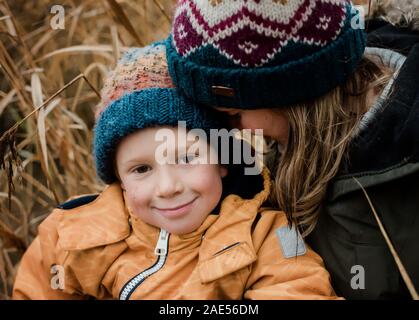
left=0, top=0, right=175, bottom=299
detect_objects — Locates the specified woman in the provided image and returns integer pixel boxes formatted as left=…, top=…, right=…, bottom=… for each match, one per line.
left=165, top=0, right=419, bottom=299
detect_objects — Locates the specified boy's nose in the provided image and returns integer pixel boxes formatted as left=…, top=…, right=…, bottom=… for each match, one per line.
left=155, top=166, right=183, bottom=198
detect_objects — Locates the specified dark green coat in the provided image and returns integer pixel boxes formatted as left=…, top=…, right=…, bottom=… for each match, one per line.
left=308, top=20, right=419, bottom=299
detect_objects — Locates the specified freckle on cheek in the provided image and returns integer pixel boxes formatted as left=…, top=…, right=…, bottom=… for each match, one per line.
left=125, top=190, right=141, bottom=207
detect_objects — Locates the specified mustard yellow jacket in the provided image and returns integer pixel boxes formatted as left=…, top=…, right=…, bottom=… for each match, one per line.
left=13, top=170, right=339, bottom=300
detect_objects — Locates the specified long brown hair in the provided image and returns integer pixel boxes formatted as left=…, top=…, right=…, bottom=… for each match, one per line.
left=271, top=56, right=394, bottom=237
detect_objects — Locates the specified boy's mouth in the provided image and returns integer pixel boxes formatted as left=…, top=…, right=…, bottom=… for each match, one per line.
left=152, top=197, right=198, bottom=218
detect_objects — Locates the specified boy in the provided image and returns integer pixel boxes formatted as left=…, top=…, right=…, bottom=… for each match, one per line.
left=13, top=42, right=339, bottom=300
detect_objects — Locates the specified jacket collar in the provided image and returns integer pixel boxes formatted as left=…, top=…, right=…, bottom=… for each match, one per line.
left=197, top=167, right=271, bottom=283
left=127, top=209, right=219, bottom=252
left=57, top=184, right=131, bottom=251
left=127, top=167, right=271, bottom=254
left=56, top=166, right=271, bottom=283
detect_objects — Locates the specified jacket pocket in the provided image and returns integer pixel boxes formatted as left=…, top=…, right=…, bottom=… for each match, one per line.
left=198, top=242, right=257, bottom=284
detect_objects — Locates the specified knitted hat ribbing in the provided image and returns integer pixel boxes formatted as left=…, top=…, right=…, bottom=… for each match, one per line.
left=166, top=0, right=367, bottom=109
left=94, top=42, right=223, bottom=184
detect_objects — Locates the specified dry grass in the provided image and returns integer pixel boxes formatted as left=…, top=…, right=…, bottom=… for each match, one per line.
left=0, top=0, right=175, bottom=300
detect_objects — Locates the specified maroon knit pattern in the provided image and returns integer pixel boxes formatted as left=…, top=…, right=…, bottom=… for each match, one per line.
left=172, top=0, right=348, bottom=67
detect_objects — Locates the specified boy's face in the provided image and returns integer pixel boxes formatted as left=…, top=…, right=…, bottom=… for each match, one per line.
left=116, top=126, right=227, bottom=235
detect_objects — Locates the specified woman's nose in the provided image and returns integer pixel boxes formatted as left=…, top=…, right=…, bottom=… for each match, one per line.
left=155, top=166, right=183, bottom=198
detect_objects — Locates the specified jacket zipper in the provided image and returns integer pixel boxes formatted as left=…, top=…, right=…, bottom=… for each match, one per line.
left=119, top=229, right=170, bottom=300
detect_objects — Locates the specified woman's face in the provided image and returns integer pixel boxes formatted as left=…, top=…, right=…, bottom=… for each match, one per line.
left=215, top=107, right=289, bottom=148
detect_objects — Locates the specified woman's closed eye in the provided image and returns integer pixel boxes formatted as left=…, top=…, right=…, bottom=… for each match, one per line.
left=230, top=114, right=241, bottom=124
left=226, top=110, right=241, bottom=119
left=178, top=153, right=199, bottom=165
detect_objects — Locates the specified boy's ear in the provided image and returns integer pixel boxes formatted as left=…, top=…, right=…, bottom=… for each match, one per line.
left=220, top=165, right=228, bottom=178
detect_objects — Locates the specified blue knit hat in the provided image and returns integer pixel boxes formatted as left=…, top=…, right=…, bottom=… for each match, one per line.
left=94, top=42, right=223, bottom=184
left=166, top=0, right=367, bottom=109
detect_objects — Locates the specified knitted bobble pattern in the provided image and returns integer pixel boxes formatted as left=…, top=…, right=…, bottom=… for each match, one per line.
left=96, top=42, right=174, bottom=118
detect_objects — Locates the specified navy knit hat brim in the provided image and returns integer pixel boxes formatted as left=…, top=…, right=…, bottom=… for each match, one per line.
left=166, top=10, right=367, bottom=109
left=94, top=88, right=223, bottom=184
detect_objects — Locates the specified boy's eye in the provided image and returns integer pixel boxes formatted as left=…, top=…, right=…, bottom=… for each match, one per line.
left=133, top=165, right=151, bottom=174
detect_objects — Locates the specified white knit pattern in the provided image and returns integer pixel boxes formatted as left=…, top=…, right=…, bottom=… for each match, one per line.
left=173, top=0, right=348, bottom=66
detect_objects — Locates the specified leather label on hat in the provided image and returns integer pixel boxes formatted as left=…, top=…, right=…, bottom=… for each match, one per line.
left=212, top=86, right=235, bottom=97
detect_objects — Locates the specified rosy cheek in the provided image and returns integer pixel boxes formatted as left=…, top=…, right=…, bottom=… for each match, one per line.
left=240, top=118, right=259, bottom=131
left=193, top=167, right=223, bottom=198
left=124, top=183, right=149, bottom=212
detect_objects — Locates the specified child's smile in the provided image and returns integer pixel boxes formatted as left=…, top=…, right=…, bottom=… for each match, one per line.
left=151, top=196, right=198, bottom=219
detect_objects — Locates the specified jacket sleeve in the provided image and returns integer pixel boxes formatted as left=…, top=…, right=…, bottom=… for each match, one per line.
left=243, top=211, right=342, bottom=300
left=12, top=211, right=85, bottom=300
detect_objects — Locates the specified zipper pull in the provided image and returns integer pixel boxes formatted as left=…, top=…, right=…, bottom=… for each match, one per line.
left=154, top=229, right=169, bottom=256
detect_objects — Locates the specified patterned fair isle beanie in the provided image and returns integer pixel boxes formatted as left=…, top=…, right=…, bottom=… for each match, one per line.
left=94, top=41, right=223, bottom=184
left=166, top=0, right=367, bottom=109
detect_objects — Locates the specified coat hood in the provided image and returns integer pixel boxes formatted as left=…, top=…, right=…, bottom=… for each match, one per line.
left=55, top=165, right=271, bottom=253
left=341, top=27, right=419, bottom=177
